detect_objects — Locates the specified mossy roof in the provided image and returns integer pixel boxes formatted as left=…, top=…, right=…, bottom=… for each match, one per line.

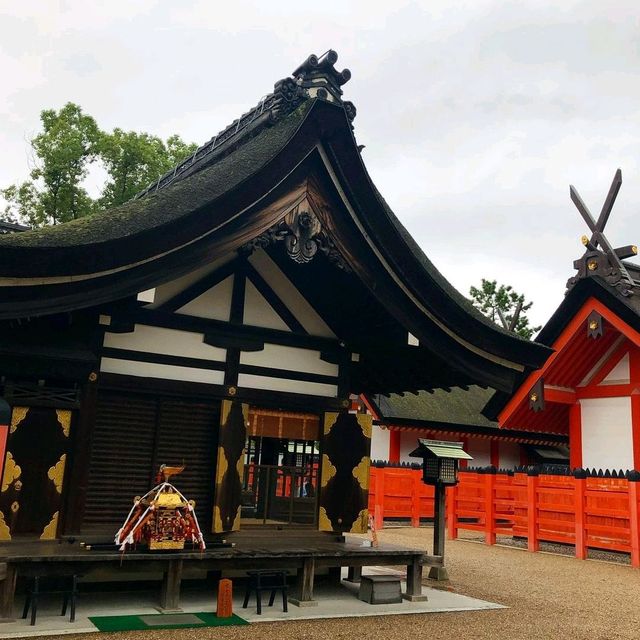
left=375, top=386, right=497, bottom=428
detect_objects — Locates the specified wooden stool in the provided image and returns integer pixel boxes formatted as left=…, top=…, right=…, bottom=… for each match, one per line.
left=22, top=575, right=79, bottom=625
left=242, top=570, right=288, bottom=615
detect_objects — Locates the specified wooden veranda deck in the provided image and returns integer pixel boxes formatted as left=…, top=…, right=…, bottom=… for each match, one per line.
left=0, top=531, right=439, bottom=621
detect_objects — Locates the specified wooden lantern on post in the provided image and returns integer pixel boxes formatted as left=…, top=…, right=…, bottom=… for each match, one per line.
left=409, top=439, right=472, bottom=581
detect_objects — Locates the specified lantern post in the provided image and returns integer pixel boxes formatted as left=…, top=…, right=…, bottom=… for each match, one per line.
left=409, top=439, right=472, bottom=581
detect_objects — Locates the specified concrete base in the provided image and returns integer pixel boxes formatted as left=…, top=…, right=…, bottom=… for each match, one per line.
left=288, top=598, right=319, bottom=608
left=153, top=606, right=184, bottom=614
left=428, top=566, right=450, bottom=581
left=402, top=594, right=429, bottom=602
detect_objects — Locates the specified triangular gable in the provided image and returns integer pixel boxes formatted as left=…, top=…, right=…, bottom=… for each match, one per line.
left=177, top=276, right=234, bottom=322
left=499, top=297, right=640, bottom=429
left=600, top=352, right=630, bottom=385
left=243, top=279, right=290, bottom=332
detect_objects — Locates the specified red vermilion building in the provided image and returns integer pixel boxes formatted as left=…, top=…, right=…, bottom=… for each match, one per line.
left=487, top=171, right=640, bottom=472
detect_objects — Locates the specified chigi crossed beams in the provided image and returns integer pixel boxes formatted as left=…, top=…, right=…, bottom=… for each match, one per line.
left=568, top=168, right=638, bottom=296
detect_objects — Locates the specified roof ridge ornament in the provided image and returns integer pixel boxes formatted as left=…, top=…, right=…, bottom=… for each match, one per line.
left=566, top=169, right=638, bottom=297
left=292, top=50, right=351, bottom=104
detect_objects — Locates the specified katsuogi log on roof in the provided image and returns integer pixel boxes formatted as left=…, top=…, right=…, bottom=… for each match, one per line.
left=0, top=50, right=550, bottom=393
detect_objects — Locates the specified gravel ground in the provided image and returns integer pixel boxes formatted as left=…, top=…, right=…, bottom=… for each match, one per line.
left=53, top=526, right=640, bottom=640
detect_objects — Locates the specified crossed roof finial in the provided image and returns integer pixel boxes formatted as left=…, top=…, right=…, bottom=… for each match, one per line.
left=566, top=169, right=638, bottom=296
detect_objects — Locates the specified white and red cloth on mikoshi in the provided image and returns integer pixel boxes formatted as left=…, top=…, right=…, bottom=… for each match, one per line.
left=115, top=481, right=206, bottom=551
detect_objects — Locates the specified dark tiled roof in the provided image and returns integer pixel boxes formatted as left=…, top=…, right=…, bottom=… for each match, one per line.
left=374, top=385, right=497, bottom=428
left=0, top=101, right=312, bottom=255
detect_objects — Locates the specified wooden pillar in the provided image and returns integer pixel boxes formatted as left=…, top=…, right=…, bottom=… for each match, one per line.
left=484, top=470, right=496, bottom=545
left=569, top=402, right=583, bottom=470
left=447, top=484, right=458, bottom=540
left=527, top=470, right=539, bottom=552
left=389, top=430, right=401, bottom=463
left=62, top=377, right=99, bottom=535
left=628, top=474, right=640, bottom=569
left=159, top=560, right=184, bottom=612
left=345, top=566, right=362, bottom=583
left=410, top=471, right=421, bottom=528
left=428, top=483, right=448, bottom=581
left=573, top=470, right=587, bottom=560
left=490, top=441, right=500, bottom=468
left=374, top=467, right=385, bottom=530
left=0, top=563, right=16, bottom=621
left=460, top=438, right=469, bottom=469
left=405, top=556, right=428, bottom=599
left=289, top=557, right=317, bottom=607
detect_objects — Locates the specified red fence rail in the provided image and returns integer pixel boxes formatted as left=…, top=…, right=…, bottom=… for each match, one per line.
left=368, top=466, right=640, bottom=567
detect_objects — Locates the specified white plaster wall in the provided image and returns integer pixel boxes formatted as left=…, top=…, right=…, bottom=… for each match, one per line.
left=601, top=353, right=630, bottom=385
left=100, top=358, right=225, bottom=385
left=580, top=397, right=634, bottom=471
left=498, top=442, right=521, bottom=469
left=237, top=373, right=337, bottom=397
left=240, top=344, right=338, bottom=377
left=243, top=280, right=290, bottom=331
left=466, top=439, right=491, bottom=467
left=370, top=425, right=391, bottom=462
left=178, top=276, right=233, bottom=321
left=103, top=325, right=226, bottom=361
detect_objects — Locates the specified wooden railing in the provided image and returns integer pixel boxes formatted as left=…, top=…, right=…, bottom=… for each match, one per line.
left=368, top=464, right=640, bottom=567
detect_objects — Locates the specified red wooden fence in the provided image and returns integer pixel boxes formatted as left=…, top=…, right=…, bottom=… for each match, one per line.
left=368, top=466, right=640, bottom=567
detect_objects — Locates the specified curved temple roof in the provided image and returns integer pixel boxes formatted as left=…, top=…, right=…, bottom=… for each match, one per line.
left=0, top=51, right=550, bottom=392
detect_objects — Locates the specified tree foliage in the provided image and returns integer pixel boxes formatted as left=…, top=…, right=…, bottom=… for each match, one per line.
left=98, top=130, right=196, bottom=208
left=469, top=279, right=542, bottom=340
left=2, top=102, right=196, bottom=226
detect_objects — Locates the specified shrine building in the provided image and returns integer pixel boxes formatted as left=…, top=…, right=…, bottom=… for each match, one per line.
left=0, top=51, right=550, bottom=544
left=488, top=170, right=640, bottom=472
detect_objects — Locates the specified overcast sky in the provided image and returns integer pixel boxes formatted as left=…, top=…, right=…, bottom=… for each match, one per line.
left=1, top=0, right=639, bottom=330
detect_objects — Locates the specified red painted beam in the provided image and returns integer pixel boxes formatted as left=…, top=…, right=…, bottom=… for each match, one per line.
left=544, top=387, right=577, bottom=404
left=576, top=384, right=634, bottom=399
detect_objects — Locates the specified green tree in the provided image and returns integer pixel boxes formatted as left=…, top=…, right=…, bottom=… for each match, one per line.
left=2, top=102, right=197, bottom=226
left=98, top=130, right=196, bottom=208
left=469, top=279, right=542, bottom=340
left=2, top=103, right=101, bottom=226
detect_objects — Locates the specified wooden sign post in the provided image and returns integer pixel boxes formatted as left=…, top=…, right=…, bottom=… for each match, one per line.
left=216, top=578, right=233, bottom=618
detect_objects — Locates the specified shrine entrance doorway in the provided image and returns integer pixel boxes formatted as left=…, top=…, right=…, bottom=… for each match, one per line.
left=241, top=408, right=320, bottom=527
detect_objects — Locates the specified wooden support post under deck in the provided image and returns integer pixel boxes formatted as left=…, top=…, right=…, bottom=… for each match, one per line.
left=289, top=557, right=318, bottom=607
left=159, top=560, right=184, bottom=612
left=0, top=563, right=17, bottom=622
left=344, top=566, right=362, bottom=583
left=327, top=566, right=342, bottom=585
left=403, top=556, right=427, bottom=602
